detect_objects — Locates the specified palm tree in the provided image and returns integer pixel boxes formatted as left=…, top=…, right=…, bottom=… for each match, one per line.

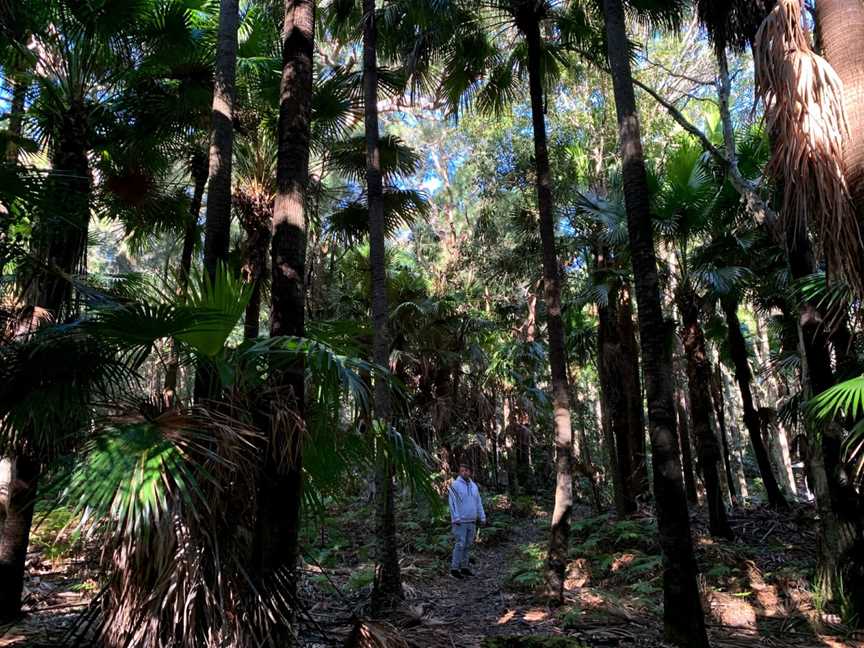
left=361, top=0, right=404, bottom=612
left=202, top=0, right=240, bottom=284
left=516, top=3, right=576, bottom=597
left=599, top=0, right=708, bottom=644
left=254, top=0, right=315, bottom=632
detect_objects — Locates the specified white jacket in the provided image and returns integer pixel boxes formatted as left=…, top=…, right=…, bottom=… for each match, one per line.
left=448, top=476, right=486, bottom=524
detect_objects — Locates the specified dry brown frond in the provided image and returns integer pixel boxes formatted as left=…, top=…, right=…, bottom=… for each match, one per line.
left=754, top=0, right=864, bottom=295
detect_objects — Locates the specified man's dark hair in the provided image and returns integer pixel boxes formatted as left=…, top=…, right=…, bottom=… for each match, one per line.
left=459, top=463, right=472, bottom=471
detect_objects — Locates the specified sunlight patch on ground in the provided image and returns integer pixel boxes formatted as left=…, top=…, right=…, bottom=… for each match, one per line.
left=497, top=610, right=517, bottom=625
left=522, top=608, right=548, bottom=622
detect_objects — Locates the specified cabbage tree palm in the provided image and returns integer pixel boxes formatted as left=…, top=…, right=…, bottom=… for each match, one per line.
left=600, top=0, right=708, bottom=643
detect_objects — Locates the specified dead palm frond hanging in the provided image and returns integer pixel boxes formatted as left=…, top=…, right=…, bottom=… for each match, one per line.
left=753, top=0, right=864, bottom=296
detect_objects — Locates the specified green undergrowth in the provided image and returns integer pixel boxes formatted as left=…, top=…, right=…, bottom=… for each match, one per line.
left=29, top=503, right=84, bottom=562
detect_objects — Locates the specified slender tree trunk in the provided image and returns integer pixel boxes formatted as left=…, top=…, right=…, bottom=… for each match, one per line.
left=236, top=190, right=272, bottom=339
left=618, top=283, right=648, bottom=499
left=163, top=153, right=208, bottom=403
left=363, top=0, right=402, bottom=613
left=522, top=18, right=574, bottom=601
left=721, top=298, right=788, bottom=509
left=674, top=389, right=699, bottom=505
left=677, top=284, right=734, bottom=539
left=202, top=0, right=239, bottom=282
left=596, top=252, right=635, bottom=516
left=601, top=1, right=708, bottom=643
left=254, top=1, right=315, bottom=640
left=709, top=363, right=739, bottom=507
left=196, top=0, right=239, bottom=401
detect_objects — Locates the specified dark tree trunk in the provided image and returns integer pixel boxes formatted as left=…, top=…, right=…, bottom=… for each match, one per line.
left=674, top=390, right=699, bottom=505
left=618, top=283, right=648, bottom=499
left=787, top=228, right=864, bottom=625
left=522, top=17, right=574, bottom=602
left=363, top=0, right=402, bottom=614
left=709, top=364, right=739, bottom=507
left=721, top=298, right=788, bottom=509
left=601, top=0, right=708, bottom=643
left=596, top=250, right=636, bottom=516
left=202, top=0, right=239, bottom=282
left=0, top=455, right=39, bottom=622
left=164, top=153, right=207, bottom=402
left=235, top=189, right=272, bottom=340
left=253, top=0, right=315, bottom=639
left=196, top=0, right=239, bottom=401
left=677, top=284, right=734, bottom=539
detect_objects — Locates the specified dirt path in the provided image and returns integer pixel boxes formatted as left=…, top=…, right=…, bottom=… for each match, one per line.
left=394, top=512, right=575, bottom=648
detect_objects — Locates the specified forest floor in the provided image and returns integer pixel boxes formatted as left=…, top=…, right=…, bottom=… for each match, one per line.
left=2, top=494, right=863, bottom=647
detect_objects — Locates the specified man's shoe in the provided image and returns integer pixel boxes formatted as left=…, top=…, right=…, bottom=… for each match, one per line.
left=460, top=568, right=473, bottom=577
left=450, top=570, right=463, bottom=579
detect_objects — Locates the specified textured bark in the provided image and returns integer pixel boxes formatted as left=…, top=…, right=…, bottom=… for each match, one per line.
left=721, top=299, right=788, bottom=509
left=521, top=17, right=574, bottom=601
left=202, top=0, right=239, bottom=282
left=816, top=0, right=864, bottom=223
left=195, top=0, right=239, bottom=401
left=253, top=2, right=315, bottom=639
left=677, top=285, right=734, bottom=539
left=235, top=189, right=272, bottom=339
left=363, top=0, right=402, bottom=613
left=602, top=1, right=708, bottom=643
left=0, top=455, right=39, bottom=622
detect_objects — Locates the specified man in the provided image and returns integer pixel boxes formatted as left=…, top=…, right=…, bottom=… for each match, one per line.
left=448, top=463, right=486, bottom=578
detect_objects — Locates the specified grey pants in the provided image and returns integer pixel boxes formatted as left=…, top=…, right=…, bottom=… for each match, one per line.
left=450, top=522, right=476, bottom=570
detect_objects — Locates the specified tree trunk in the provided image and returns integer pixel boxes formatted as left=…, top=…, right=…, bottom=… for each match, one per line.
left=363, top=0, right=403, bottom=614
left=523, top=18, right=574, bottom=602
left=674, top=389, right=699, bottom=505
left=601, top=0, right=709, bottom=643
left=0, top=455, right=39, bottom=622
left=596, top=250, right=635, bottom=516
left=196, top=0, right=239, bottom=401
left=721, top=298, right=788, bottom=509
left=253, top=1, right=315, bottom=640
left=677, top=284, right=734, bottom=539
left=709, top=363, right=739, bottom=507
left=163, top=153, right=208, bottom=403
left=816, top=0, right=864, bottom=224
left=202, top=0, right=239, bottom=282
left=618, top=283, right=648, bottom=499
left=236, top=189, right=272, bottom=339
left=787, top=227, right=864, bottom=625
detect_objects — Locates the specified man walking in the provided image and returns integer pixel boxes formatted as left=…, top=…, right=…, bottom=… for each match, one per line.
left=448, top=463, right=486, bottom=578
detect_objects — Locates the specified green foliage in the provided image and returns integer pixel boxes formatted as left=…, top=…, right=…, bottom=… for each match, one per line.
left=506, top=542, right=546, bottom=592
